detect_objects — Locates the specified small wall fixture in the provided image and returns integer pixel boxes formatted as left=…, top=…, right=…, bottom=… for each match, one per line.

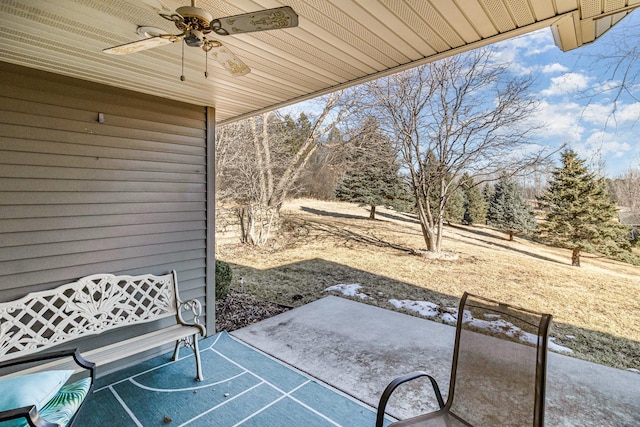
left=98, top=112, right=105, bottom=123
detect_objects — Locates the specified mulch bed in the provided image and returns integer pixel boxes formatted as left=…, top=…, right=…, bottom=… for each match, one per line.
left=215, top=292, right=291, bottom=332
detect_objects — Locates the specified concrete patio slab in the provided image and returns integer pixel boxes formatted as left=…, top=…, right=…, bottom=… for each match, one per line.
left=232, top=295, right=640, bottom=426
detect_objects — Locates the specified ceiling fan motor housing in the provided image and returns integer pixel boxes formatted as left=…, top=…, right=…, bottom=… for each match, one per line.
left=175, top=6, right=213, bottom=31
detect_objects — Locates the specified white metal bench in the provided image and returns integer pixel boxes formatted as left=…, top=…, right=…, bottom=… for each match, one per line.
left=0, top=270, right=206, bottom=426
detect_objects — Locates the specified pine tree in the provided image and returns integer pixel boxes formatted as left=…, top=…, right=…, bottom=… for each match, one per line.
left=487, top=176, right=537, bottom=241
left=538, top=149, right=629, bottom=266
left=460, top=173, right=487, bottom=225
left=335, top=118, right=407, bottom=219
left=441, top=186, right=465, bottom=225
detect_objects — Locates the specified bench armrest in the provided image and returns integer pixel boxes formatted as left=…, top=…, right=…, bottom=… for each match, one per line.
left=0, top=349, right=95, bottom=427
left=177, top=298, right=206, bottom=336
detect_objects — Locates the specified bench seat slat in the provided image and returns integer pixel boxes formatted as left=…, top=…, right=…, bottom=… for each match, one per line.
left=12, top=324, right=202, bottom=376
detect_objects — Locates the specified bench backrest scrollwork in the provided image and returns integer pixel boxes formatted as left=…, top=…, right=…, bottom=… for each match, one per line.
left=0, top=271, right=181, bottom=360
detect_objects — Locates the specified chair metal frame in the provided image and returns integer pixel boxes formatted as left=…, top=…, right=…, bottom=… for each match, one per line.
left=376, top=292, right=552, bottom=427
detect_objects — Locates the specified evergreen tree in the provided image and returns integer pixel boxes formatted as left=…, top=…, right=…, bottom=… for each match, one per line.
left=460, top=173, right=487, bottom=225
left=538, top=149, right=629, bottom=266
left=487, top=176, right=537, bottom=241
left=442, top=187, right=465, bottom=225
left=280, top=113, right=312, bottom=154
left=335, top=118, right=406, bottom=219
left=482, top=183, right=495, bottom=206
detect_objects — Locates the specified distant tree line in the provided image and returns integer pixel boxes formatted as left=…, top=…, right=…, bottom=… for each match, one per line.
left=215, top=46, right=639, bottom=266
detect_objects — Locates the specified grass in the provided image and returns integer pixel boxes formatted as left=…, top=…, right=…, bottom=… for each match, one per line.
left=216, top=199, right=640, bottom=372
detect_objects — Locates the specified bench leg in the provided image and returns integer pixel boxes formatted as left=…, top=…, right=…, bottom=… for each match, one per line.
left=172, top=341, right=181, bottom=362
left=173, top=335, right=204, bottom=382
left=192, top=334, right=203, bottom=382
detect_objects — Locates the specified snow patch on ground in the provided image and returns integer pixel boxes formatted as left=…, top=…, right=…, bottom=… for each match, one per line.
left=388, top=299, right=439, bottom=317
left=324, top=283, right=371, bottom=300
left=325, top=284, right=575, bottom=355
left=441, top=307, right=574, bottom=354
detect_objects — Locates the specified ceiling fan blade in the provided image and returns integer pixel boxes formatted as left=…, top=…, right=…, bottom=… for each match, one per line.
left=209, top=45, right=251, bottom=76
left=210, top=6, right=298, bottom=36
left=103, top=35, right=180, bottom=55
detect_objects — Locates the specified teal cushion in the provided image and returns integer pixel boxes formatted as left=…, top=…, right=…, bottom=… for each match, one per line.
left=38, top=378, right=92, bottom=427
left=0, top=370, right=73, bottom=427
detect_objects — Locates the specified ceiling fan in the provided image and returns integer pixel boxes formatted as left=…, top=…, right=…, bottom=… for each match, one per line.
left=103, top=1, right=298, bottom=78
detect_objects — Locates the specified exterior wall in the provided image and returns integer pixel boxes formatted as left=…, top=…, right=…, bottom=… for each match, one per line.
left=0, top=62, right=214, bottom=362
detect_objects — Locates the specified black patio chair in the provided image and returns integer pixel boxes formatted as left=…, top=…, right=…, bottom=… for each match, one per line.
left=376, top=292, right=552, bottom=426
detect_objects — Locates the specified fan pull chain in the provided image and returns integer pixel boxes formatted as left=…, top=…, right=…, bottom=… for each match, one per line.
left=205, top=51, right=209, bottom=78
left=180, top=42, right=185, bottom=81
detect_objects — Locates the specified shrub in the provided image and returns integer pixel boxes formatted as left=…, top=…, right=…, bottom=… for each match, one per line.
left=215, top=260, right=232, bottom=299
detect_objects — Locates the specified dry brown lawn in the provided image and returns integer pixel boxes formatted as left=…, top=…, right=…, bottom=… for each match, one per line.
left=217, top=199, right=640, bottom=371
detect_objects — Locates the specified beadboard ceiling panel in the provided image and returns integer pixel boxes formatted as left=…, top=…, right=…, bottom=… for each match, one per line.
left=0, top=0, right=637, bottom=124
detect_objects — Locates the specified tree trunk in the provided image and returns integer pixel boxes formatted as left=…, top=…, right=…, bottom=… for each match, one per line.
left=416, top=200, right=437, bottom=251
left=369, top=205, right=376, bottom=219
left=509, top=231, right=514, bottom=241
left=238, top=204, right=278, bottom=246
left=571, top=248, right=581, bottom=267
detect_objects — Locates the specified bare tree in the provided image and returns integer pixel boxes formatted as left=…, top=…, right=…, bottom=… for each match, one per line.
left=593, top=20, right=640, bottom=117
left=610, top=166, right=640, bottom=212
left=367, top=48, right=551, bottom=253
left=216, top=90, right=360, bottom=244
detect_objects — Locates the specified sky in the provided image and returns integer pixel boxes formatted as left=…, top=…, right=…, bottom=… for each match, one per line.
left=280, top=11, right=640, bottom=179
left=476, top=12, right=640, bottom=178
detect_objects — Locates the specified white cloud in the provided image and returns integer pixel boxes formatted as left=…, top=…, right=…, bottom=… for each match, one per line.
left=593, top=79, right=621, bottom=94
left=580, top=101, right=640, bottom=128
left=503, top=29, right=556, bottom=54
left=580, top=102, right=615, bottom=127
left=572, top=131, right=632, bottom=172
left=586, top=132, right=631, bottom=157
left=492, top=29, right=557, bottom=75
left=541, top=72, right=592, bottom=96
left=527, top=100, right=585, bottom=143
left=612, top=102, right=640, bottom=123
left=491, top=43, right=533, bottom=75
left=541, top=63, right=569, bottom=74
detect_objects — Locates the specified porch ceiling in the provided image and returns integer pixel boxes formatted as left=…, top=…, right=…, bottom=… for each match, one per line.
left=1, top=0, right=637, bottom=124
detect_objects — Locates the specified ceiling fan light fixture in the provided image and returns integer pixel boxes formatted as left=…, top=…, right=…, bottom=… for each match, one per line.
left=184, top=29, right=204, bottom=47
left=135, top=26, right=168, bottom=38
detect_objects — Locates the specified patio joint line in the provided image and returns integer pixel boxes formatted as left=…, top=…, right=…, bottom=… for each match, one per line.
left=211, top=347, right=342, bottom=426
left=108, top=385, right=143, bottom=427
left=128, top=371, right=249, bottom=392
left=230, top=332, right=381, bottom=412
left=177, top=381, right=265, bottom=427
left=234, top=379, right=343, bottom=427
left=94, top=333, right=225, bottom=393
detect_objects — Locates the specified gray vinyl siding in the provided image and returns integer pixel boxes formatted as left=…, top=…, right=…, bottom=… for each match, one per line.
left=0, top=63, right=213, bottom=350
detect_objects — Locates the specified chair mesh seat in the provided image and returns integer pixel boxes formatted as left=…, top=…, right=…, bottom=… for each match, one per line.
left=377, top=292, right=552, bottom=427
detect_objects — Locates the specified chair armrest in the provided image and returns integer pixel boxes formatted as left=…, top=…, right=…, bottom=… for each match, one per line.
left=0, top=348, right=95, bottom=375
left=177, top=298, right=207, bottom=336
left=0, top=405, right=59, bottom=427
left=376, top=371, right=445, bottom=427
